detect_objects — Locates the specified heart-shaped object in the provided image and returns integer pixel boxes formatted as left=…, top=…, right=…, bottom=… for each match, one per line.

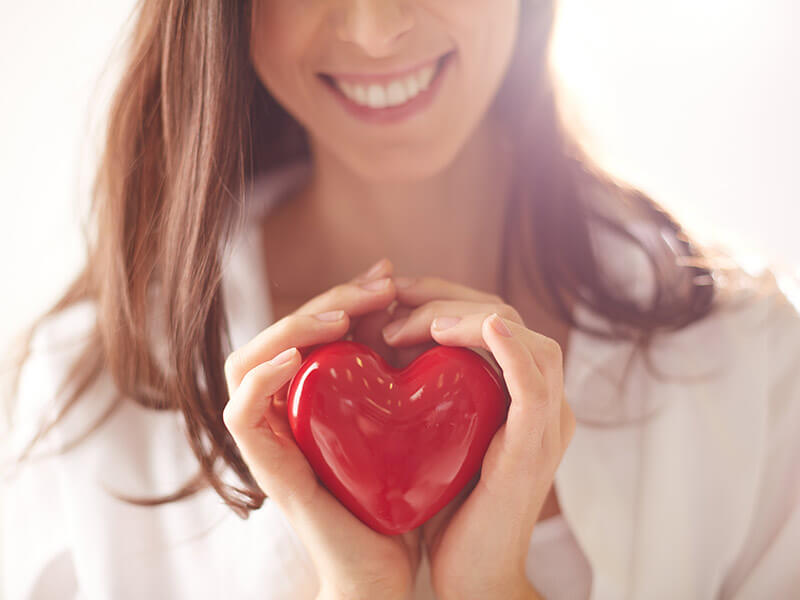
left=286, top=340, right=509, bottom=535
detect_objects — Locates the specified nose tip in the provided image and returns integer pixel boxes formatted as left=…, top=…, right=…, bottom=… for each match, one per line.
left=334, top=1, right=415, bottom=57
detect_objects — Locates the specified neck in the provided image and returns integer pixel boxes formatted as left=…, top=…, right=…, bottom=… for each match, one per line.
left=296, top=114, right=515, bottom=293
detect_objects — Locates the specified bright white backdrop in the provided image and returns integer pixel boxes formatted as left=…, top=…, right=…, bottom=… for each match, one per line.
left=1, top=1, right=798, bottom=596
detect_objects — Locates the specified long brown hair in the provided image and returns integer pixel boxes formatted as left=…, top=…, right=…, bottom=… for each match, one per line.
left=5, top=0, right=740, bottom=518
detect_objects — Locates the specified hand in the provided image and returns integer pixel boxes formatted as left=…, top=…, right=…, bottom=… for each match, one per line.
left=381, top=275, right=576, bottom=600
left=223, top=258, right=423, bottom=600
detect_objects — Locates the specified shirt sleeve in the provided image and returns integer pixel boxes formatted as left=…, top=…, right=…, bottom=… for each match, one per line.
left=1, top=305, right=96, bottom=600
left=720, top=271, right=800, bottom=598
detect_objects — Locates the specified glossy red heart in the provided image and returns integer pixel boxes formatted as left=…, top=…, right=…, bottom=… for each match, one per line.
left=286, top=340, right=509, bottom=535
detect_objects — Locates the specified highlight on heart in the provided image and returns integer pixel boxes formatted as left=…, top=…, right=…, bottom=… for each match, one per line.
left=286, top=340, right=510, bottom=535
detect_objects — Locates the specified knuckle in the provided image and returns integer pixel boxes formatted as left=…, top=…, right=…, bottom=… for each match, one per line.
left=425, top=300, right=447, bottom=315
left=565, top=402, right=577, bottom=441
left=332, top=283, right=352, bottom=299
left=273, top=314, right=295, bottom=336
left=517, top=369, right=549, bottom=406
left=240, top=366, right=266, bottom=390
left=222, top=401, right=239, bottom=432
left=274, top=313, right=306, bottom=340
left=530, top=376, right=550, bottom=403
left=565, top=419, right=576, bottom=445
left=402, top=304, right=427, bottom=326
left=543, top=337, right=563, bottom=362
left=224, top=366, right=273, bottom=430
left=498, top=303, right=522, bottom=323
left=224, top=351, right=243, bottom=386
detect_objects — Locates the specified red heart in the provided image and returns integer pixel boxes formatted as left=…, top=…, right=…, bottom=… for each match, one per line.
left=286, top=340, right=509, bottom=535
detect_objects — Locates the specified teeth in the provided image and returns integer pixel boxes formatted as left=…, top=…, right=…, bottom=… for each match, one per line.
left=367, top=84, right=387, bottom=109
left=417, top=66, right=435, bottom=91
left=404, top=74, right=419, bottom=97
left=386, top=81, right=408, bottom=106
left=353, top=84, right=367, bottom=104
left=332, top=59, right=441, bottom=109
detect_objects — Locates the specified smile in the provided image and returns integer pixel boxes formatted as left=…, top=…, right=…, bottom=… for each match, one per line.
left=317, top=50, right=456, bottom=125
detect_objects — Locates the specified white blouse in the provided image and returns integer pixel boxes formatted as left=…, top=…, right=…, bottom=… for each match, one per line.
left=2, top=159, right=799, bottom=600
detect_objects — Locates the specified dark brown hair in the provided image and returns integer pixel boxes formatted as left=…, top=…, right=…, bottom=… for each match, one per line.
left=5, top=0, right=740, bottom=518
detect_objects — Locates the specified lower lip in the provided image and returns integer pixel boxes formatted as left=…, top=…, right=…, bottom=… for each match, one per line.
left=318, top=52, right=455, bottom=125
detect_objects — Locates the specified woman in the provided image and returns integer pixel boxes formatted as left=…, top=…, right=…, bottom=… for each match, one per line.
left=4, top=1, right=799, bottom=599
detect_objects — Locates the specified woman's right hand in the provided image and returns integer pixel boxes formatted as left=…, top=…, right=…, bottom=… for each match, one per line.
left=222, top=258, right=422, bottom=600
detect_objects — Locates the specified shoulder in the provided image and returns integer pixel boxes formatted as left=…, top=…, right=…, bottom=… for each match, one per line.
left=746, top=264, right=800, bottom=429
left=723, top=261, right=800, bottom=431
left=23, top=299, right=97, bottom=353
left=706, top=263, right=800, bottom=596
left=18, top=298, right=98, bottom=375
left=0, top=302, right=96, bottom=600
left=691, top=258, right=800, bottom=474
left=583, top=251, right=800, bottom=432
left=708, top=257, right=800, bottom=390
left=8, top=300, right=102, bottom=454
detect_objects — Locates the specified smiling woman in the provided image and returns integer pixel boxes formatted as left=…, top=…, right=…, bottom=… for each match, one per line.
left=3, top=1, right=799, bottom=599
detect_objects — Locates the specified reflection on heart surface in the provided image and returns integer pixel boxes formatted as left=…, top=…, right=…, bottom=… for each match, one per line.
left=286, top=340, right=509, bottom=534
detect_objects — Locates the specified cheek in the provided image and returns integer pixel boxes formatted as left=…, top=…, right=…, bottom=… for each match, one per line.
left=418, top=0, right=519, bottom=137
left=453, top=0, right=519, bottom=93
left=249, top=2, right=322, bottom=110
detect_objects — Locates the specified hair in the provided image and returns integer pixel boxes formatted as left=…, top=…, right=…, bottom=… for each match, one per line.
left=4, top=0, right=744, bottom=519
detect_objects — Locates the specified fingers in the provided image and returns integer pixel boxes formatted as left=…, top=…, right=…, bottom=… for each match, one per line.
left=382, top=300, right=524, bottom=346
left=224, top=310, right=350, bottom=393
left=222, top=257, right=397, bottom=498
left=385, top=299, right=567, bottom=461
left=392, top=275, right=503, bottom=306
left=293, top=277, right=396, bottom=318
left=479, top=315, right=564, bottom=465
left=225, top=259, right=397, bottom=392
left=480, top=314, right=546, bottom=409
left=399, top=527, right=423, bottom=574
left=426, top=311, right=563, bottom=382
left=223, top=347, right=298, bottom=440
left=384, top=304, right=567, bottom=461
left=222, top=347, right=317, bottom=503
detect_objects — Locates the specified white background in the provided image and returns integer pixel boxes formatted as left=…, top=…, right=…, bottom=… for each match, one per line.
left=0, top=1, right=798, bottom=595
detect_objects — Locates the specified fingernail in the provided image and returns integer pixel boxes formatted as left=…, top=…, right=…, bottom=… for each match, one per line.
left=363, top=259, right=385, bottom=280
left=268, top=347, right=297, bottom=365
left=393, top=276, right=416, bottom=289
left=314, top=309, right=345, bottom=322
left=432, top=316, right=461, bottom=330
left=490, top=313, right=512, bottom=337
left=360, top=277, right=391, bottom=291
left=383, top=317, right=408, bottom=340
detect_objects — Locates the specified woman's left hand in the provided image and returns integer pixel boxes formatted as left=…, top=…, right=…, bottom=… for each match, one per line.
left=380, top=275, right=576, bottom=600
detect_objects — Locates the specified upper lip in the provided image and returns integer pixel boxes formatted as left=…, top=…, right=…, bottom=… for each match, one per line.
left=319, top=50, right=453, bottom=85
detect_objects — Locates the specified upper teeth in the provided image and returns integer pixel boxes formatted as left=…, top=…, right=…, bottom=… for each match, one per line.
left=333, top=63, right=437, bottom=109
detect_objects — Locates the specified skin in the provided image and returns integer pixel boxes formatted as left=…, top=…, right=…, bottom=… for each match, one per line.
left=238, top=1, right=575, bottom=598
left=249, top=0, right=519, bottom=293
